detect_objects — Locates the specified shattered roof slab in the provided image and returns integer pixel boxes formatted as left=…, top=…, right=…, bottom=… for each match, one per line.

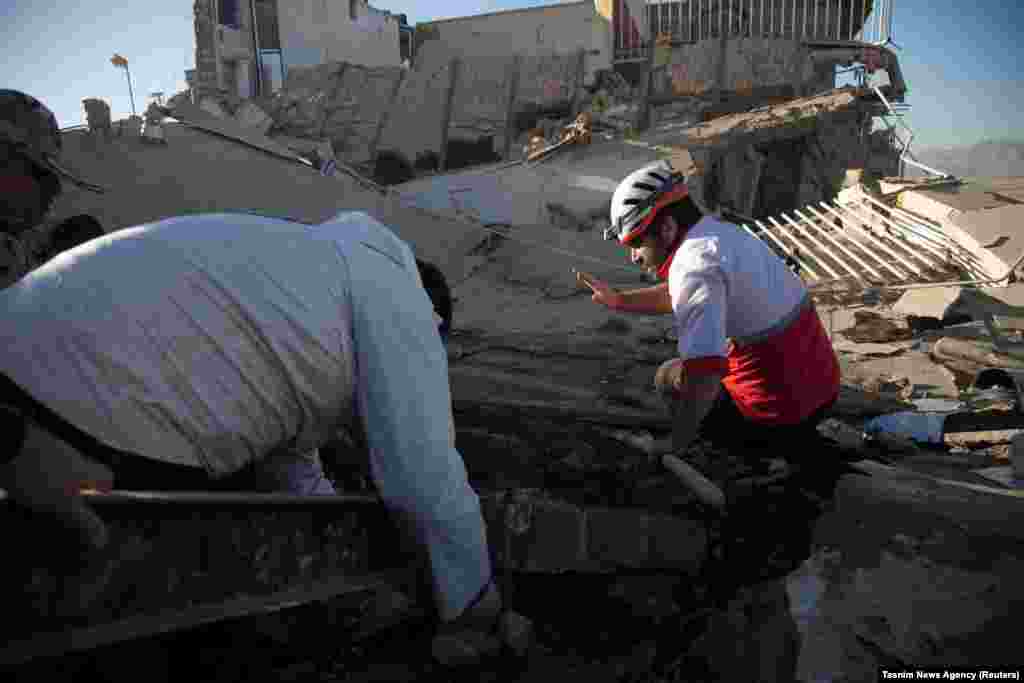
left=904, top=177, right=1024, bottom=216
left=49, top=119, right=485, bottom=283
left=645, top=87, right=869, bottom=151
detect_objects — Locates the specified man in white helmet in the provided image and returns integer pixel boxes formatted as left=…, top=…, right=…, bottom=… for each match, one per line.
left=577, top=160, right=841, bottom=461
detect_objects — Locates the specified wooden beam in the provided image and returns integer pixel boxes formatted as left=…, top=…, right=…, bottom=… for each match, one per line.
left=0, top=574, right=390, bottom=667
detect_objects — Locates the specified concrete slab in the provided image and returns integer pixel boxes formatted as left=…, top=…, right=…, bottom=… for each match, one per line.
left=49, top=122, right=487, bottom=285
left=396, top=137, right=659, bottom=229
left=907, top=177, right=1024, bottom=215
left=168, top=100, right=304, bottom=162
left=949, top=204, right=1024, bottom=277
left=839, top=351, right=960, bottom=399
left=892, top=286, right=966, bottom=320
left=642, top=87, right=863, bottom=151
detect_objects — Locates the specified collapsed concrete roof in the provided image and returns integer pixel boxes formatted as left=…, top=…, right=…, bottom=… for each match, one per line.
left=47, top=109, right=671, bottom=346
left=644, top=86, right=870, bottom=152
left=887, top=177, right=1024, bottom=280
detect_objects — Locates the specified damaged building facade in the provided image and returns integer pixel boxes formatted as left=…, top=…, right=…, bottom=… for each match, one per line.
left=192, top=0, right=410, bottom=101
left=187, top=0, right=905, bottom=219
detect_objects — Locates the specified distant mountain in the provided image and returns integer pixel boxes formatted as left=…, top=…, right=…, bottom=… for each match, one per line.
left=906, top=141, right=1024, bottom=178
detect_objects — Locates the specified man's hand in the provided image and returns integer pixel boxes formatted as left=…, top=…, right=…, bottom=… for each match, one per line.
left=575, top=270, right=624, bottom=310
left=654, top=358, right=686, bottom=397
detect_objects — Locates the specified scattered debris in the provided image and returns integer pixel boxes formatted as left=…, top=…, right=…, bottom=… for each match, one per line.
left=141, top=103, right=168, bottom=145
left=839, top=310, right=914, bottom=343
left=234, top=100, right=274, bottom=136
left=1012, top=433, right=1024, bottom=479
left=931, top=337, right=1024, bottom=386
left=414, top=151, right=440, bottom=172
left=82, top=98, right=112, bottom=139
left=892, top=286, right=975, bottom=322
left=818, top=419, right=865, bottom=451
left=831, top=340, right=912, bottom=358
left=864, top=411, right=947, bottom=445
left=961, top=383, right=1020, bottom=412
left=198, top=97, right=228, bottom=120
left=972, top=466, right=1023, bottom=489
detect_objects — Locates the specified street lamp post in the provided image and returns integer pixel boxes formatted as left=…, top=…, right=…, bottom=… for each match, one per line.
left=110, top=54, right=136, bottom=117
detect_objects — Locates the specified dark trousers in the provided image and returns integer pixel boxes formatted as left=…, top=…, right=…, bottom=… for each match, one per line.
left=696, top=387, right=834, bottom=463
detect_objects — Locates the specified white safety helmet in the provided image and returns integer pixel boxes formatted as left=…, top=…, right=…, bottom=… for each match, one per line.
left=605, top=160, right=690, bottom=245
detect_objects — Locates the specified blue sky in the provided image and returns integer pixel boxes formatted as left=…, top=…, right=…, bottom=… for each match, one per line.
left=3, top=0, right=1021, bottom=148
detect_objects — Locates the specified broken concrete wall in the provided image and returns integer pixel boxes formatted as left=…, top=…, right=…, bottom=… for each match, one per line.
left=276, top=0, right=402, bottom=72
left=419, top=1, right=611, bottom=86
left=656, top=38, right=836, bottom=100
left=447, top=55, right=513, bottom=164
left=516, top=53, right=583, bottom=114
left=321, top=64, right=405, bottom=165
left=661, top=92, right=885, bottom=219
left=794, top=108, right=871, bottom=208
left=377, top=41, right=584, bottom=170
left=377, top=40, right=457, bottom=166
left=266, top=61, right=343, bottom=138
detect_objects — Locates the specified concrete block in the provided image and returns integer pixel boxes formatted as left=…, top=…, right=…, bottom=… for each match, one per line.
left=234, top=100, right=274, bottom=135
left=515, top=498, right=588, bottom=573
left=892, top=286, right=967, bottom=321
left=322, top=64, right=403, bottom=164
left=448, top=55, right=511, bottom=151
left=483, top=494, right=588, bottom=573
left=377, top=40, right=453, bottom=161
left=647, top=512, right=706, bottom=573
left=198, top=97, right=228, bottom=119
left=82, top=98, right=112, bottom=133
left=587, top=507, right=651, bottom=568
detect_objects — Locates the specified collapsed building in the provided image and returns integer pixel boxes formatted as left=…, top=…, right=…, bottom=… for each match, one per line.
left=184, top=0, right=907, bottom=224
left=4, top=1, right=1024, bottom=681
left=4, top=76, right=1024, bottom=681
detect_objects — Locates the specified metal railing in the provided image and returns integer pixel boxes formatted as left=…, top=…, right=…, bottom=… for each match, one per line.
left=739, top=189, right=998, bottom=302
left=871, top=84, right=952, bottom=179
left=615, top=0, right=894, bottom=61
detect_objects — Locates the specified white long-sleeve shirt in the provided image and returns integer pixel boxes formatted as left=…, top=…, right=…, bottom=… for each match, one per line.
left=0, top=212, right=440, bottom=477
left=0, top=210, right=491, bottom=619
left=666, top=216, right=840, bottom=424
left=668, top=216, right=807, bottom=368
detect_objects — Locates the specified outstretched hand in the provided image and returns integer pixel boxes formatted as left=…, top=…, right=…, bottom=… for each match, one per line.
left=574, top=270, right=623, bottom=310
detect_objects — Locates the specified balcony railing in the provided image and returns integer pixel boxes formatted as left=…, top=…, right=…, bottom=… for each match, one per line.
left=614, top=0, right=894, bottom=61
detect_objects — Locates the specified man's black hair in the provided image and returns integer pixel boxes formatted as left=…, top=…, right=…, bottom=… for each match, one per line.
left=415, top=258, right=453, bottom=335
left=43, top=215, right=104, bottom=260
left=660, top=194, right=703, bottom=235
